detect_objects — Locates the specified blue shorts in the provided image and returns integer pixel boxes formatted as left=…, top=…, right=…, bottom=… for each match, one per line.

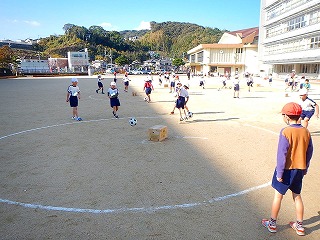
left=170, top=82, right=175, bottom=87
left=234, top=84, right=239, bottom=91
left=69, top=96, right=78, bottom=107
left=145, top=87, right=152, bottom=95
left=301, top=110, right=314, bottom=120
left=110, top=98, right=120, bottom=107
left=124, top=82, right=129, bottom=86
left=98, top=82, right=103, bottom=88
left=176, top=96, right=185, bottom=109
left=271, top=169, right=304, bottom=195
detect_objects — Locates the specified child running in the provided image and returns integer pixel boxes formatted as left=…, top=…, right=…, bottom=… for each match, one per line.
left=233, top=75, right=240, bottom=98
left=96, top=75, right=105, bottom=94
left=170, top=82, right=182, bottom=114
left=107, top=82, right=120, bottom=118
left=176, top=84, right=190, bottom=121
left=298, top=88, right=319, bottom=128
left=143, top=79, right=154, bottom=103
left=262, top=102, right=313, bottom=236
left=122, top=75, right=130, bottom=92
left=66, top=78, right=82, bottom=121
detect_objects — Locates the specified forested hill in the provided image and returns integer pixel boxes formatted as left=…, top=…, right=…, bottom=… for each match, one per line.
left=121, top=21, right=227, bottom=57
left=31, top=21, right=228, bottom=63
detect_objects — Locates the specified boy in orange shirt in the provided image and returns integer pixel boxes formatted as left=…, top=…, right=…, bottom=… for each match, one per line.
left=262, top=102, right=313, bottom=236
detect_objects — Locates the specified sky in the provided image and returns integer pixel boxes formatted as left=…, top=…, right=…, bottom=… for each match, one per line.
left=0, top=0, right=261, bottom=41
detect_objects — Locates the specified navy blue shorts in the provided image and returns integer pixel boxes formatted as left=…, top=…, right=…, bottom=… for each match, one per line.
left=271, top=169, right=304, bottom=195
left=301, top=110, right=315, bottom=120
left=69, top=96, right=78, bottom=107
left=176, top=96, right=185, bottom=109
left=110, top=98, right=120, bottom=107
left=124, top=82, right=129, bottom=86
left=145, top=87, right=152, bottom=95
left=98, top=82, right=103, bottom=88
left=170, top=82, right=175, bottom=87
left=234, top=84, right=240, bottom=91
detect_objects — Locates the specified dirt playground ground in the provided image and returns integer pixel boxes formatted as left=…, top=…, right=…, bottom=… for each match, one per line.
left=0, top=74, right=319, bottom=239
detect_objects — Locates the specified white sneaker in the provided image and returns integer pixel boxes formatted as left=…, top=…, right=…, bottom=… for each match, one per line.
left=290, top=221, right=305, bottom=236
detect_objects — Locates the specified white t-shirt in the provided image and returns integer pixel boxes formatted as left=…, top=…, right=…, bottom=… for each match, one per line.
left=108, top=88, right=119, bottom=98
left=179, top=87, right=189, bottom=98
left=68, top=85, right=80, bottom=96
left=300, top=98, right=317, bottom=111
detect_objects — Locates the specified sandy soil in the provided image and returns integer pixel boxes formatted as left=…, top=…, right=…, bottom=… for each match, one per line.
left=0, top=74, right=319, bottom=239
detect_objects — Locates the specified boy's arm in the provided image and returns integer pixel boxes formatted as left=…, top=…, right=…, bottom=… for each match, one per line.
left=305, top=137, right=313, bottom=175
left=78, top=91, right=80, bottom=100
left=66, top=92, right=70, bottom=102
left=315, top=104, right=319, bottom=118
left=276, top=131, right=289, bottom=180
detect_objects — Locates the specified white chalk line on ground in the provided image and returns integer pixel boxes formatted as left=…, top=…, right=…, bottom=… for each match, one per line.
left=244, top=124, right=279, bottom=136
left=0, top=117, right=274, bottom=214
left=0, top=181, right=271, bottom=214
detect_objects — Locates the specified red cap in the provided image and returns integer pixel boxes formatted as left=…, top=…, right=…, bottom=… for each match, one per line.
left=281, top=102, right=302, bottom=116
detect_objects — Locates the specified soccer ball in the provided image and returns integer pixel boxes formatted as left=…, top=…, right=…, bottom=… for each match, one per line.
left=129, top=117, right=137, bottom=126
left=144, top=97, right=148, bottom=101
left=188, top=111, right=193, bottom=118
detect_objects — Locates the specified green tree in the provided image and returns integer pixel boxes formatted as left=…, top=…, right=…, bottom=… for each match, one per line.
left=172, top=58, right=185, bottom=68
left=115, top=55, right=129, bottom=66
left=0, top=45, right=21, bottom=75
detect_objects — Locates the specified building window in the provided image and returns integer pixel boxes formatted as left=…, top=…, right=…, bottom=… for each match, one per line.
left=190, top=54, right=195, bottom=63
left=310, top=10, right=320, bottom=25
left=286, top=15, right=306, bottom=32
left=236, top=48, right=243, bottom=53
left=266, top=0, right=310, bottom=21
left=301, top=64, right=308, bottom=73
left=310, top=36, right=320, bottom=49
left=197, top=51, right=204, bottom=62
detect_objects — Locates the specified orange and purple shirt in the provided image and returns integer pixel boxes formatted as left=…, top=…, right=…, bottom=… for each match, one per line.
left=276, top=124, right=313, bottom=178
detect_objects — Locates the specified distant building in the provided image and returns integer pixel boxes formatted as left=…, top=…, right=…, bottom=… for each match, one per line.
left=48, top=58, right=68, bottom=73
left=19, top=59, right=50, bottom=73
left=143, top=58, right=173, bottom=72
left=187, top=27, right=259, bottom=76
left=259, top=0, right=320, bottom=79
left=67, top=49, right=89, bottom=72
left=0, top=40, right=33, bottom=50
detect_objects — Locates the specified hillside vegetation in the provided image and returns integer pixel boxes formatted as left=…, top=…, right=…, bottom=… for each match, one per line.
left=18, top=21, right=228, bottom=64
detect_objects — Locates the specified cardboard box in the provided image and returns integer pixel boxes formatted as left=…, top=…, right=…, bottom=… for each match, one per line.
left=148, top=125, right=168, bottom=142
left=163, top=83, right=168, bottom=88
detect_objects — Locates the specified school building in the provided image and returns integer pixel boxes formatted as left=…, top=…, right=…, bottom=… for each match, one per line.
left=187, top=27, right=259, bottom=77
left=259, top=0, right=320, bottom=80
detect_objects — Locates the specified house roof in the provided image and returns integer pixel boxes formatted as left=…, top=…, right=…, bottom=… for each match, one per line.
left=227, top=27, right=259, bottom=44
left=227, top=27, right=259, bottom=38
left=187, top=27, right=259, bottom=54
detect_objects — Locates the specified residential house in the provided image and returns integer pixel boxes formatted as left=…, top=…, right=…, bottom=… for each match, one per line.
left=187, top=27, right=259, bottom=77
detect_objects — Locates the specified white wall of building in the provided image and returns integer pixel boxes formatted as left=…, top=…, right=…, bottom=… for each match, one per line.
left=259, top=0, right=320, bottom=79
left=67, top=49, right=89, bottom=72
left=19, top=59, right=50, bottom=73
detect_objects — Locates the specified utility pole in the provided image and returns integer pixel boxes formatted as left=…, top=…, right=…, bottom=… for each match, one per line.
left=109, top=49, right=112, bottom=65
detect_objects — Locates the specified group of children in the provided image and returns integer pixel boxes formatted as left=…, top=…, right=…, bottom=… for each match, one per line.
left=66, top=74, right=318, bottom=237
left=67, top=75, right=127, bottom=120
left=169, top=81, right=191, bottom=121
left=285, top=73, right=311, bottom=92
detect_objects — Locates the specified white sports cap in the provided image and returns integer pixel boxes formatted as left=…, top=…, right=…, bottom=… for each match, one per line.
left=110, top=82, right=116, bottom=86
left=71, top=78, right=78, bottom=82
